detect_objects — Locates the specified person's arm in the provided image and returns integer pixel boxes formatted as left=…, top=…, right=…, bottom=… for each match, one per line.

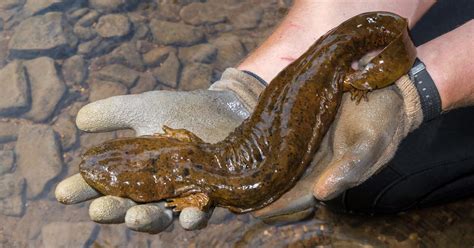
left=238, top=0, right=435, bottom=82
left=417, top=20, right=474, bottom=111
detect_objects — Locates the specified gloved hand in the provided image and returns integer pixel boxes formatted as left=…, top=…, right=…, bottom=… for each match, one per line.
left=55, top=68, right=265, bottom=233
left=252, top=75, right=423, bottom=223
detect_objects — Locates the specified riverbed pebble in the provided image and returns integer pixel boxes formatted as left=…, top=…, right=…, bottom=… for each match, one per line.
left=8, top=12, right=78, bottom=59
left=179, top=63, right=213, bottom=91
left=178, top=43, right=217, bottom=64
left=15, top=124, right=63, bottom=199
left=95, top=64, right=139, bottom=88
left=152, top=52, right=180, bottom=88
left=62, top=55, right=87, bottom=85
left=149, top=20, right=204, bottom=46
left=95, top=14, right=131, bottom=39
left=23, top=57, right=66, bottom=122
left=0, top=61, right=29, bottom=116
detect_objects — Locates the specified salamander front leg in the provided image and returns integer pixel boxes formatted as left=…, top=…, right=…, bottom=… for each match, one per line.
left=165, top=193, right=212, bottom=212
left=154, top=125, right=204, bottom=143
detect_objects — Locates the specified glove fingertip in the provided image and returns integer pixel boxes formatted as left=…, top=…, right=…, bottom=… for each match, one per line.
left=179, top=207, right=210, bottom=230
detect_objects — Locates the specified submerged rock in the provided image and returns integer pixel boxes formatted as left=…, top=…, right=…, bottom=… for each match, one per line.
left=62, top=55, right=87, bottom=85
left=95, top=14, right=131, bottom=39
left=24, top=0, right=73, bottom=15
left=15, top=124, right=63, bottom=199
left=149, top=19, right=204, bottom=46
left=142, top=46, right=174, bottom=67
left=95, top=64, right=139, bottom=88
left=89, top=0, right=137, bottom=13
left=179, top=2, right=226, bottom=26
left=152, top=52, right=180, bottom=88
left=0, top=150, right=15, bottom=175
left=179, top=63, right=213, bottom=91
left=0, top=61, right=29, bottom=116
left=9, top=12, right=78, bottom=59
left=23, top=57, right=66, bottom=122
left=94, top=42, right=145, bottom=71
left=88, top=80, right=128, bottom=102
left=211, top=34, right=246, bottom=71
left=52, top=114, right=78, bottom=151
left=0, top=0, right=25, bottom=10
left=130, top=72, right=156, bottom=94
left=41, top=222, right=98, bottom=247
left=178, top=43, right=217, bottom=64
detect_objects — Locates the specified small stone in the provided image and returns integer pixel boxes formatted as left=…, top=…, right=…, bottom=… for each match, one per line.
left=180, top=2, right=226, bottom=26
left=80, top=131, right=116, bottom=148
left=89, top=196, right=137, bottom=223
left=76, top=9, right=100, bottom=27
left=24, top=0, right=71, bottom=15
left=211, top=34, right=246, bottom=71
left=8, top=12, right=78, bottom=59
left=88, top=0, right=137, bottom=13
left=15, top=124, right=63, bottom=199
left=41, top=222, right=98, bottom=248
left=67, top=8, right=89, bottom=22
left=132, top=22, right=149, bottom=40
left=0, top=150, right=15, bottom=175
left=77, top=36, right=102, bottom=55
left=24, top=57, right=66, bottom=122
left=62, top=55, right=87, bottom=85
left=179, top=63, right=213, bottom=91
left=0, top=121, right=20, bottom=143
left=0, top=194, right=25, bottom=216
left=149, top=19, right=204, bottom=46
left=130, top=72, right=156, bottom=94
left=0, top=174, right=24, bottom=199
left=228, top=7, right=263, bottom=29
left=88, top=80, right=128, bottom=102
left=0, top=0, right=25, bottom=10
left=95, top=14, right=131, bottom=39
left=0, top=61, right=29, bottom=116
left=95, top=64, right=139, bottom=88
left=152, top=52, right=180, bottom=88
left=125, top=203, right=173, bottom=234
left=208, top=207, right=232, bottom=224
left=52, top=114, right=78, bottom=150
left=178, top=43, right=217, bottom=64
left=155, top=3, right=181, bottom=22
left=142, top=46, right=174, bottom=67
left=179, top=207, right=208, bottom=230
left=96, top=42, right=145, bottom=71
left=73, top=24, right=97, bottom=41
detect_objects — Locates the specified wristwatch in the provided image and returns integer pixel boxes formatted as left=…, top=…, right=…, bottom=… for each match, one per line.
left=409, top=58, right=442, bottom=122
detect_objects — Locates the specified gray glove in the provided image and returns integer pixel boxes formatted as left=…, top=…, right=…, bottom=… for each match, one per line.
left=55, top=68, right=264, bottom=233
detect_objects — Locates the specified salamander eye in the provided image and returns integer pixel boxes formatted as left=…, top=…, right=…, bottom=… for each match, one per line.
left=183, top=168, right=190, bottom=176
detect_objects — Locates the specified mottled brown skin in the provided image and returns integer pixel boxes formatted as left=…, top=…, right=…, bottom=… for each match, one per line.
left=80, top=12, right=416, bottom=213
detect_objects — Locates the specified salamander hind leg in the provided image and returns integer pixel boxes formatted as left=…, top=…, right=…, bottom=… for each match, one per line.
left=165, top=193, right=212, bottom=212
left=154, top=125, right=204, bottom=143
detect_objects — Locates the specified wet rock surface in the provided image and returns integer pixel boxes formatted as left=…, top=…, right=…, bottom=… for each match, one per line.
left=149, top=19, right=204, bottom=46
left=8, top=12, right=77, bottom=59
left=15, top=124, right=63, bottom=199
left=23, top=57, right=66, bottom=122
left=0, top=61, right=29, bottom=116
left=0, top=1, right=472, bottom=247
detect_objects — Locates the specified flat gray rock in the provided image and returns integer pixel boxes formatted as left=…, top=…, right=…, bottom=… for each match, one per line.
left=178, top=43, right=217, bottom=64
left=0, top=121, right=20, bottom=143
left=149, top=19, right=204, bottom=46
left=0, top=0, right=25, bottom=10
left=95, top=14, right=131, bottom=39
left=88, top=80, right=128, bottom=102
left=0, top=61, right=29, bottom=115
left=94, top=64, right=139, bottom=88
left=41, top=222, right=98, bottom=247
left=9, top=12, right=78, bottom=59
left=179, top=63, right=213, bottom=91
left=89, top=0, right=137, bottom=13
left=97, top=42, right=145, bottom=71
left=152, top=52, right=180, bottom=88
left=210, top=34, right=245, bottom=71
left=62, top=55, right=87, bottom=85
left=179, top=2, right=226, bottom=26
left=15, top=124, right=63, bottom=199
left=24, top=57, right=66, bottom=122
left=24, top=0, right=72, bottom=15
left=0, top=150, right=15, bottom=175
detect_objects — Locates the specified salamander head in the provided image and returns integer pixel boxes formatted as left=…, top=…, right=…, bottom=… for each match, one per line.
left=79, top=136, right=207, bottom=202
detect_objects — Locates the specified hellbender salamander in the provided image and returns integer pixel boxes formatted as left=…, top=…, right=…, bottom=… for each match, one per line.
left=80, top=12, right=416, bottom=213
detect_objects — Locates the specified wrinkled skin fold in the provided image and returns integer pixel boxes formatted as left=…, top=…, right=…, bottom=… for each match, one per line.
left=80, top=12, right=416, bottom=213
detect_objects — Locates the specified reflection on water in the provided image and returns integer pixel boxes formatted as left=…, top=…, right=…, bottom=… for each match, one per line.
left=0, top=0, right=472, bottom=247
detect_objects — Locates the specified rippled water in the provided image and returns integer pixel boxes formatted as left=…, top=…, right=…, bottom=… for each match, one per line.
left=0, top=0, right=473, bottom=247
